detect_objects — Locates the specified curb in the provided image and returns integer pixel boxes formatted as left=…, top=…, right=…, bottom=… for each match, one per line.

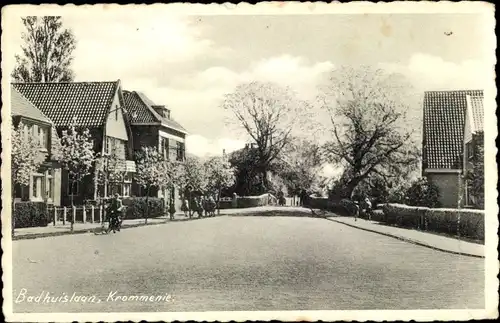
left=326, top=218, right=484, bottom=259
left=12, top=215, right=225, bottom=241
left=12, top=220, right=170, bottom=241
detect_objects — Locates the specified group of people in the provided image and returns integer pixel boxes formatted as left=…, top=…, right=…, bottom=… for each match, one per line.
left=181, top=195, right=217, bottom=218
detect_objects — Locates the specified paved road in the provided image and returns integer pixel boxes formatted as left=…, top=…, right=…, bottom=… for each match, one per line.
left=12, top=216, right=484, bottom=313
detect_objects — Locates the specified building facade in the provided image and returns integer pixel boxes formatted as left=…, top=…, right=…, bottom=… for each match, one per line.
left=422, top=89, right=484, bottom=208
left=11, top=86, right=62, bottom=206
left=13, top=80, right=136, bottom=206
left=123, top=90, right=187, bottom=210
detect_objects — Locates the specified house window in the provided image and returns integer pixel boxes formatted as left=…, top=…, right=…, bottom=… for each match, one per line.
left=160, top=137, right=169, bottom=159
left=466, top=142, right=474, bottom=160
left=23, top=123, right=29, bottom=139
left=14, top=183, right=29, bottom=201
left=68, top=173, right=79, bottom=196
left=31, top=174, right=44, bottom=200
left=46, top=170, right=54, bottom=201
left=38, top=126, right=49, bottom=150
left=176, top=142, right=185, bottom=161
left=123, top=173, right=132, bottom=197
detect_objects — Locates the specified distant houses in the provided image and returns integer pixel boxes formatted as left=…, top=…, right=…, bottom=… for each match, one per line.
left=422, top=90, right=484, bottom=208
left=11, top=80, right=188, bottom=207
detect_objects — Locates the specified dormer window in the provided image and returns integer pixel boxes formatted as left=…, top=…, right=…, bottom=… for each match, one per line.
left=152, top=105, right=171, bottom=119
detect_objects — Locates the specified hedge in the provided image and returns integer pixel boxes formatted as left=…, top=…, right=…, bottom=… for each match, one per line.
left=122, top=197, right=165, bottom=220
left=13, top=202, right=49, bottom=228
left=304, top=197, right=354, bottom=216
left=237, top=194, right=276, bottom=208
left=218, top=194, right=278, bottom=209
left=382, top=203, right=485, bottom=242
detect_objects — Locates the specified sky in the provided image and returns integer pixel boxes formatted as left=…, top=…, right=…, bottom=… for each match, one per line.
left=5, top=5, right=494, bottom=176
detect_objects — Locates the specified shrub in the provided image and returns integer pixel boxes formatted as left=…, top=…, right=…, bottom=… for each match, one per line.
left=338, top=198, right=357, bottom=217
left=237, top=194, right=272, bottom=208
left=406, top=178, right=440, bottom=207
left=426, top=208, right=484, bottom=241
left=307, top=197, right=328, bottom=209
left=382, top=203, right=428, bottom=228
left=123, top=197, right=165, bottom=220
left=381, top=203, right=485, bottom=242
left=13, top=202, right=49, bottom=228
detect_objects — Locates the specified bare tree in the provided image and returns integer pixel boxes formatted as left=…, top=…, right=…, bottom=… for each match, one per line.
left=12, top=16, right=76, bottom=82
left=318, top=66, right=420, bottom=198
left=223, top=81, right=311, bottom=191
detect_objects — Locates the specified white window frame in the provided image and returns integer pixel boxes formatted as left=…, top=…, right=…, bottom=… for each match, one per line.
left=30, top=173, right=45, bottom=202
left=45, top=169, right=54, bottom=203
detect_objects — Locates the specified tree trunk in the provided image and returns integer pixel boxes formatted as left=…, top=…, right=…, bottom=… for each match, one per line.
left=145, top=186, right=150, bottom=224
left=188, top=190, right=192, bottom=218
left=217, top=186, right=221, bottom=215
left=343, top=179, right=361, bottom=200
left=70, top=190, right=74, bottom=232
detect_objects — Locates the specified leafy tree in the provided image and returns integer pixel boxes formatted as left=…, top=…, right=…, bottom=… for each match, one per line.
left=406, top=177, right=440, bottom=208
left=204, top=156, right=236, bottom=214
left=176, top=156, right=207, bottom=216
left=318, top=65, right=420, bottom=198
left=223, top=81, right=311, bottom=191
left=135, top=146, right=165, bottom=223
left=276, top=137, right=322, bottom=197
left=228, top=146, right=262, bottom=196
left=95, top=141, right=127, bottom=196
left=464, top=143, right=484, bottom=209
left=57, top=120, right=95, bottom=230
left=11, top=122, right=47, bottom=234
left=12, top=16, right=76, bottom=82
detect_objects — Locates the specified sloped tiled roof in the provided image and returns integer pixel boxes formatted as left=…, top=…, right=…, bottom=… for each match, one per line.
left=423, top=90, right=483, bottom=170
left=468, top=95, right=484, bottom=133
left=12, top=81, right=119, bottom=127
left=11, top=86, right=52, bottom=124
left=122, top=90, right=187, bottom=134
left=122, top=91, right=158, bottom=123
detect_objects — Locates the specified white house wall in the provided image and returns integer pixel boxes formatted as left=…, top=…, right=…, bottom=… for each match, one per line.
left=159, top=129, right=185, bottom=143
left=105, top=90, right=129, bottom=141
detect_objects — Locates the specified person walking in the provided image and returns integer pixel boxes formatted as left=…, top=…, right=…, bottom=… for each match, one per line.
left=181, top=198, right=189, bottom=217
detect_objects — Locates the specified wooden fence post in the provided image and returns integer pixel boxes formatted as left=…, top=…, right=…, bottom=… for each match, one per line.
left=91, top=206, right=95, bottom=224
left=63, top=207, right=67, bottom=225
left=82, top=205, right=86, bottom=224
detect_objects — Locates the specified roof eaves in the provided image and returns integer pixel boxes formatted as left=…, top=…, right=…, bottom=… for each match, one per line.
left=159, top=121, right=188, bottom=134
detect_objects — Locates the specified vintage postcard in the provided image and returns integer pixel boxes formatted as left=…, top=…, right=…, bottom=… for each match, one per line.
left=1, top=2, right=498, bottom=322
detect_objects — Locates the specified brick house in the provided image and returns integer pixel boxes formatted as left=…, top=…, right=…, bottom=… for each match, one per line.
left=123, top=90, right=187, bottom=209
left=422, top=90, right=483, bottom=208
left=13, top=81, right=136, bottom=206
left=463, top=94, right=484, bottom=208
left=11, top=86, right=62, bottom=206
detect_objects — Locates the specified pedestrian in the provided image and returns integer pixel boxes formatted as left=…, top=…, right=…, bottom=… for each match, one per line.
left=181, top=198, right=189, bottom=217
left=363, top=197, right=373, bottom=220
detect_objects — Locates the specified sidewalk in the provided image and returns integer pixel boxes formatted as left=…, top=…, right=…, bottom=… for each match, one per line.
left=327, top=216, right=485, bottom=258
left=12, top=206, right=313, bottom=240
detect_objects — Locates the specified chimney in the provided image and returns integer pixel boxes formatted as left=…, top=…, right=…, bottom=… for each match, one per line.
left=152, top=105, right=170, bottom=119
